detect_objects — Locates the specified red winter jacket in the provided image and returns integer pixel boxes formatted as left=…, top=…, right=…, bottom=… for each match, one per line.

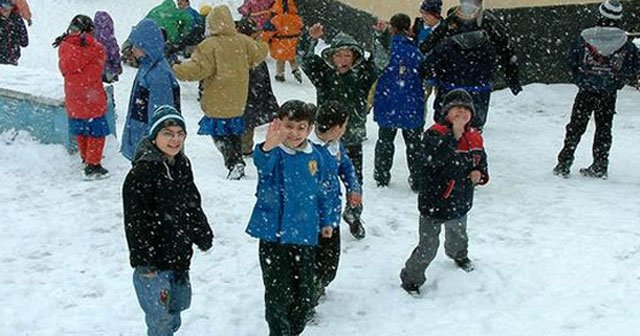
left=58, top=33, right=107, bottom=119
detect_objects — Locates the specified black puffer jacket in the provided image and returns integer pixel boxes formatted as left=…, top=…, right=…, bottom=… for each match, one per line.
left=123, top=138, right=213, bottom=271
left=416, top=123, right=489, bottom=221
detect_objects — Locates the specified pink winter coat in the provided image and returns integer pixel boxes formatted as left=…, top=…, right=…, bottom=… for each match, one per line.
left=237, top=0, right=274, bottom=29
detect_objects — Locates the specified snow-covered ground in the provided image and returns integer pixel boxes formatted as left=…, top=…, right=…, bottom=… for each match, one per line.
left=2, top=1, right=640, bottom=335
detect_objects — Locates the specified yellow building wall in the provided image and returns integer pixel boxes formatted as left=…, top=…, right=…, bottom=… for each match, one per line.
left=338, top=0, right=606, bottom=20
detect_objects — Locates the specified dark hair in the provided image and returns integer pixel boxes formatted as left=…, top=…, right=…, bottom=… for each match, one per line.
left=277, top=100, right=316, bottom=124
left=53, top=14, right=94, bottom=48
left=390, top=13, right=411, bottom=34
left=316, top=101, right=349, bottom=133
left=236, top=17, right=257, bottom=36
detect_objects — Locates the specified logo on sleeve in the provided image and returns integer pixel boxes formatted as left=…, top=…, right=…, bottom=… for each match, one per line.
left=309, top=160, right=318, bottom=176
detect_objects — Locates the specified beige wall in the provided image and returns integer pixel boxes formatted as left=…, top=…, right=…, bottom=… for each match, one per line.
left=338, top=0, right=605, bottom=20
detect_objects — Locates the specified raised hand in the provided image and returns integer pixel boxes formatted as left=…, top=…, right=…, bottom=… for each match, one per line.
left=373, top=19, right=388, bottom=32
left=309, top=23, right=324, bottom=40
left=263, top=119, right=288, bottom=151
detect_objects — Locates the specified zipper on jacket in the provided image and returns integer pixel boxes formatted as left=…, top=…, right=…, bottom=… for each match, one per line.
left=442, top=179, right=455, bottom=199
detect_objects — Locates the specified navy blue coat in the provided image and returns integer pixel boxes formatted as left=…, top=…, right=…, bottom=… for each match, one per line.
left=373, top=35, right=425, bottom=129
left=569, top=27, right=640, bottom=92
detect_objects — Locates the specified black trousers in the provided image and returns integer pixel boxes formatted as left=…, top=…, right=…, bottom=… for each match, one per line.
left=314, top=227, right=341, bottom=295
left=259, top=240, right=315, bottom=336
left=212, top=135, right=245, bottom=170
left=343, top=144, right=363, bottom=223
left=374, top=127, right=422, bottom=185
left=557, top=90, right=616, bottom=172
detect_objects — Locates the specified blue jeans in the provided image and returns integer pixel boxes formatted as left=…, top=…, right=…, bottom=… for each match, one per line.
left=133, top=267, right=192, bottom=336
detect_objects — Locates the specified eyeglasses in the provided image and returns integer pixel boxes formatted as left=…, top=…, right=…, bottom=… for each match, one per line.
left=159, top=130, right=186, bottom=140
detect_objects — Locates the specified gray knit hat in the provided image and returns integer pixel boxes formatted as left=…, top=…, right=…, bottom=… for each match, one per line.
left=441, top=89, right=475, bottom=117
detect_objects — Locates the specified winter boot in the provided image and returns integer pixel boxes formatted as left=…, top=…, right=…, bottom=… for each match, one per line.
left=274, top=74, right=285, bottom=82
left=84, top=164, right=110, bottom=180
left=292, top=69, right=303, bottom=83
left=454, top=257, right=475, bottom=272
left=579, top=165, right=608, bottom=179
left=227, top=163, right=245, bottom=180
left=552, top=163, right=570, bottom=178
left=401, top=282, right=421, bottom=296
left=342, top=212, right=366, bottom=240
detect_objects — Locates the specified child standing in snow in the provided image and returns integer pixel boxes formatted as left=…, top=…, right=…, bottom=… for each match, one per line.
left=173, top=5, right=268, bottom=180
left=261, top=0, right=304, bottom=83
left=400, top=89, right=489, bottom=295
left=553, top=0, right=640, bottom=179
left=372, top=13, right=425, bottom=191
left=0, top=0, right=28, bottom=65
left=54, top=15, right=110, bottom=179
left=246, top=100, right=336, bottom=336
left=298, top=22, right=380, bottom=237
left=309, top=101, right=363, bottom=305
left=236, top=17, right=279, bottom=156
left=93, top=11, right=122, bottom=83
left=120, top=19, right=181, bottom=161
left=123, top=105, right=213, bottom=336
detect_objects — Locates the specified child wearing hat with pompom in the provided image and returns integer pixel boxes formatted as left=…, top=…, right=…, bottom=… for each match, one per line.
left=123, top=105, right=214, bottom=336
left=400, top=89, right=489, bottom=296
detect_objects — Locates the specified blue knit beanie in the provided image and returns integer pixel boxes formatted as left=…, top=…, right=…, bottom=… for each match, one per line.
left=420, top=0, right=442, bottom=15
left=148, top=105, right=186, bottom=140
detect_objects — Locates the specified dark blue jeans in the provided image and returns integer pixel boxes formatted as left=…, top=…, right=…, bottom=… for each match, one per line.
left=133, top=267, right=192, bottom=336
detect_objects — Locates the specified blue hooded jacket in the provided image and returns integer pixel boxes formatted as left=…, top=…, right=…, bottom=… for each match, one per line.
left=374, top=35, right=425, bottom=129
left=121, top=19, right=181, bottom=161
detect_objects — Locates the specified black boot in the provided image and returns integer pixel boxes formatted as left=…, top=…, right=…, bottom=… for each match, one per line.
left=579, top=165, right=608, bottom=179
left=552, top=163, right=570, bottom=178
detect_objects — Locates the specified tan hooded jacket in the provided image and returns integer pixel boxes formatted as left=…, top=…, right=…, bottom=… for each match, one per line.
left=173, top=5, right=268, bottom=119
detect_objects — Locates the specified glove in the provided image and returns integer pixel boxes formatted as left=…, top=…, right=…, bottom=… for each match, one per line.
left=509, top=82, right=522, bottom=96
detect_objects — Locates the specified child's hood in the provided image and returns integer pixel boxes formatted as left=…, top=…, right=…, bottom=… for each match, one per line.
left=321, top=32, right=366, bottom=69
left=127, top=19, right=165, bottom=63
left=207, top=5, right=236, bottom=36
left=581, top=26, right=628, bottom=57
left=93, top=11, right=115, bottom=40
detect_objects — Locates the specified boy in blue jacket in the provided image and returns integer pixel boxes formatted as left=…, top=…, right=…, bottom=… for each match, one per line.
left=373, top=13, right=425, bottom=191
left=309, top=101, right=363, bottom=305
left=400, top=89, right=489, bottom=296
left=553, top=0, right=640, bottom=179
left=120, top=19, right=181, bottom=161
left=246, top=100, right=336, bottom=336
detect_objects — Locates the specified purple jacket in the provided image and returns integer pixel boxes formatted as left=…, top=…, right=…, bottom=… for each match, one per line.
left=94, top=11, right=122, bottom=83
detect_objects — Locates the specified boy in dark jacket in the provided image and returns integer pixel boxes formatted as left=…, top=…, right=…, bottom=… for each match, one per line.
left=123, top=105, right=213, bottom=336
left=553, top=0, right=640, bottom=179
left=400, top=89, right=489, bottom=295
left=421, top=0, right=521, bottom=129
left=246, top=100, right=336, bottom=336
left=373, top=13, right=425, bottom=191
left=309, top=101, right=363, bottom=305
left=0, top=0, right=28, bottom=65
left=298, top=23, right=379, bottom=235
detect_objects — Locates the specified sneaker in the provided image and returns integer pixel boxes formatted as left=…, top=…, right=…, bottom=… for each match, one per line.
left=552, top=164, right=570, bottom=178
left=227, top=163, right=245, bottom=180
left=274, top=74, right=285, bottom=82
left=401, top=282, right=421, bottom=296
left=348, top=219, right=366, bottom=240
left=84, top=164, right=110, bottom=180
left=454, top=257, right=474, bottom=272
left=579, top=165, right=608, bottom=179
left=292, top=69, right=303, bottom=83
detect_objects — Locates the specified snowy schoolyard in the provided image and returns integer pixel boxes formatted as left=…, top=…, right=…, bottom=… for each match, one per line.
left=2, top=1, right=640, bottom=335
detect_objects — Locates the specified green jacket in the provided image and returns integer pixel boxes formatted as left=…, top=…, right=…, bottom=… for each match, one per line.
left=146, top=0, right=193, bottom=44
left=298, top=32, right=380, bottom=146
